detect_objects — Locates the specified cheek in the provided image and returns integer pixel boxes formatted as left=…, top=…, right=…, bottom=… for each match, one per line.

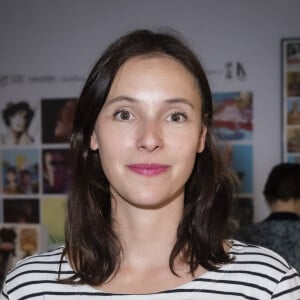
left=97, top=129, right=127, bottom=164
left=174, top=140, right=198, bottom=167
left=99, top=123, right=135, bottom=150
left=175, top=132, right=200, bottom=166
left=170, top=128, right=201, bottom=151
left=10, top=118, right=17, bottom=126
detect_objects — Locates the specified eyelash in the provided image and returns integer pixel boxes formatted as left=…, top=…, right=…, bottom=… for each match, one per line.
left=113, top=108, right=133, bottom=120
left=112, top=109, right=187, bottom=122
left=167, top=111, right=187, bottom=122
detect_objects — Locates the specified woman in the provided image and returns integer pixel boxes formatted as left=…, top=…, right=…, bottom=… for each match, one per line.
left=1, top=29, right=299, bottom=299
left=2, top=101, right=34, bottom=145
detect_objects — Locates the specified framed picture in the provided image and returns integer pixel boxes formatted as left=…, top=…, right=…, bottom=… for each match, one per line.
left=41, top=148, right=72, bottom=194
left=0, top=100, right=38, bottom=147
left=0, top=223, right=47, bottom=284
left=212, top=91, right=253, bottom=141
left=41, top=98, right=77, bottom=144
left=282, top=38, right=300, bottom=162
left=212, top=90, right=254, bottom=228
left=2, top=149, right=39, bottom=195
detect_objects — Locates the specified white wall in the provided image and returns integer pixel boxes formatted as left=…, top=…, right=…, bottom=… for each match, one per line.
left=1, top=0, right=300, bottom=221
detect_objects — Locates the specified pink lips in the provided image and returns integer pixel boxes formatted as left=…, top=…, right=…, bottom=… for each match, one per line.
left=127, top=164, right=169, bottom=176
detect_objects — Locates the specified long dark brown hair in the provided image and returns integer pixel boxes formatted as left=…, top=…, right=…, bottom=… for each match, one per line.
left=61, top=29, right=236, bottom=285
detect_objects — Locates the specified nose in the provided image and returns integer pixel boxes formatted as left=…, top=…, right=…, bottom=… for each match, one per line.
left=136, top=119, right=163, bottom=152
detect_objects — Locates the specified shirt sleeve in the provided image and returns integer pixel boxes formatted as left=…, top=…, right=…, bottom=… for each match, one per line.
left=271, top=267, right=300, bottom=299
left=0, top=279, right=9, bottom=300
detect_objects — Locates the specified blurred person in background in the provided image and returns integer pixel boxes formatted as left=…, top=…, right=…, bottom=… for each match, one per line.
left=234, top=162, right=300, bottom=271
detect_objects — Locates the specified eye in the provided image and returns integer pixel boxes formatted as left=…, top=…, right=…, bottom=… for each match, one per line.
left=113, top=109, right=134, bottom=121
left=167, top=112, right=187, bottom=123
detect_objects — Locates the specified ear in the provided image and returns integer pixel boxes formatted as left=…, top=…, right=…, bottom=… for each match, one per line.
left=197, top=126, right=207, bottom=153
left=90, top=131, right=99, bottom=151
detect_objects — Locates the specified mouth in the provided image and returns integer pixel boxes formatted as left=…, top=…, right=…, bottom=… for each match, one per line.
left=127, top=163, right=170, bottom=176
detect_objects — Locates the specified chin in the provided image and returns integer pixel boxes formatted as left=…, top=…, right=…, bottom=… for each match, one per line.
left=130, top=195, right=179, bottom=210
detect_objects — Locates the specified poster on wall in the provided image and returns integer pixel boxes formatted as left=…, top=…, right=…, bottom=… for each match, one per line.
left=212, top=91, right=253, bottom=141
left=212, top=91, right=254, bottom=194
left=218, top=143, right=253, bottom=195
left=213, top=91, right=254, bottom=230
left=0, top=223, right=47, bottom=284
left=282, top=38, right=300, bottom=162
left=0, top=100, right=39, bottom=147
left=41, top=98, right=77, bottom=144
left=2, top=149, right=39, bottom=195
left=3, top=198, right=40, bottom=223
left=41, top=196, right=67, bottom=247
left=42, top=148, right=72, bottom=194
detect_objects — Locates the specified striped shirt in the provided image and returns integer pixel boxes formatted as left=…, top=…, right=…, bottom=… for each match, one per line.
left=1, top=240, right=300, bottom=299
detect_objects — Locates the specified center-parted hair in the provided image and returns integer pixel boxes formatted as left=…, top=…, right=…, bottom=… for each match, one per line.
left=62, top=29, right=236, bottom=285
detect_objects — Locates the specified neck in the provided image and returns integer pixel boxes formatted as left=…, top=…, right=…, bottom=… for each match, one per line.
left=111, top=197, right=184, bottom=270
left=10, top=128, right=23, bottom=143
left=270, top=198, right=300, bottom=216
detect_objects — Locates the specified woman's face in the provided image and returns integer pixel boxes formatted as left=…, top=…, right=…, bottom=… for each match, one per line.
left=6, top=170, right=16, bottom=182
left=90, top=56, right=206, bottom=210
left=9, top=111, right=27, bottom=133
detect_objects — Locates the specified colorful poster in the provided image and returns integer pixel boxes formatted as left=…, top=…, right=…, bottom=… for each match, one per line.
left=213, top=91, right=253, bottom=141
left=2, top=149, right=39, bottom=195
left=220, top=143, right=253, bottom=194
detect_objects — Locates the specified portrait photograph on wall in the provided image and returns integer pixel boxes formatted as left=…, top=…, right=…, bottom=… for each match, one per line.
left=2, top=149, right=39, bottom=195
left=0, top=100, right=38, bottom=146
left=287, top=72, right=300, bottom=97
left=42, top=148, right=72, bottom=194
left=287, top=127, right=300, bottom=153
left=286, top=41, right=300, bottom=63
left=0, top=222, right=47, bottom=284
left=287, top=98, right=300, bottom=125
left=41, top=98, right=77, bottom=144
left=3, top=198, right=40, bottom=223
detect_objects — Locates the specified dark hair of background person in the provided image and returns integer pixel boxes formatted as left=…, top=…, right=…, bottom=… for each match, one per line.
left=62, top=29, right=237, bottom=286
left=2, top=102, right=34, bottom=129
left=263, top=162, right=300, bottom=204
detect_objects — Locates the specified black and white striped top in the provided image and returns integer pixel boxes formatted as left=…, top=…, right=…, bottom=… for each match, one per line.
left=1, top=240, right=300, bottom=299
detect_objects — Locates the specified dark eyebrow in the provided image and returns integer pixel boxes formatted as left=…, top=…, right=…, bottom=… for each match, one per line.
left=104, top=96, right=137, bottom=106
left=105, top=96, right=195, bottom=109
left=165, top=98, right=195, bottom=109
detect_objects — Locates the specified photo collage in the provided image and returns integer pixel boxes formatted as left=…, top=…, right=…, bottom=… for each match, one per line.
left=282, top=39, right=300, bottom=162
left=0, top=97, right=77, bottom=253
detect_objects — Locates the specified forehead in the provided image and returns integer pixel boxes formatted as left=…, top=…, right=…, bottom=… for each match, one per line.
left=107, top=55, right=201, bottom=102
left=116, top=54, right=195, bottom=80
